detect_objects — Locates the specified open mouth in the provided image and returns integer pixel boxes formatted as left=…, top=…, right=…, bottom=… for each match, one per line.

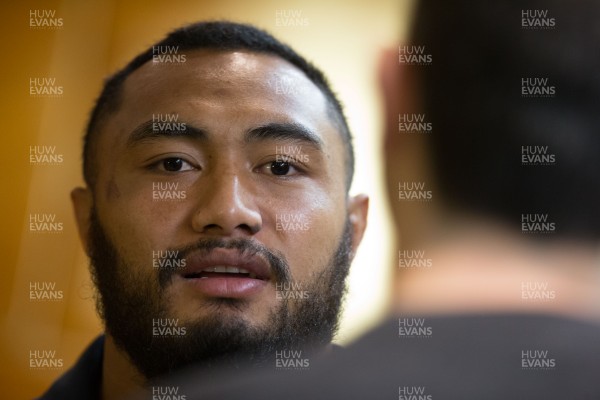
left=178, top=248, right=272, bottom=281
left=175, top=248, right=272, bottom=298
left=183, top=266, right=260, bottom=280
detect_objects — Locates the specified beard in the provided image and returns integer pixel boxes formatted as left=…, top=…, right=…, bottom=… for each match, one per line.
left=87, top=208, right=353, bottom=381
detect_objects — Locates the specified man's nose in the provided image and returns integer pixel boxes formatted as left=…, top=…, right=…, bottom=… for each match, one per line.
left=191, top=172, right=262, bottom=237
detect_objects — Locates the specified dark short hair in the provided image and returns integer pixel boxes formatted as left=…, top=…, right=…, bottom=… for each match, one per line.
left=83, top=21, right=354, bottom=190
left=412, top=0, right=600, bottom=240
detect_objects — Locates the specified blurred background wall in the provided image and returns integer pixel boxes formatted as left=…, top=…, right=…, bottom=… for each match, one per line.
left=0, top=0, right=413, bottom=397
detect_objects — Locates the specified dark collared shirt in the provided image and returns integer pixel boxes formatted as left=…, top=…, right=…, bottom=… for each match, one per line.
left=38, top=335, right=104, bottom=400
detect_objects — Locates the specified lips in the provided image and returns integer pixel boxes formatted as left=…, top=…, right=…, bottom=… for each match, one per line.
left=177, top=248, right=271, bottom=298
left=179, top=248, right=270, bottom=280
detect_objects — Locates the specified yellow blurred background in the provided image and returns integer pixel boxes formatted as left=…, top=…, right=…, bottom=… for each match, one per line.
left=0, top=0, right=413, bottom=397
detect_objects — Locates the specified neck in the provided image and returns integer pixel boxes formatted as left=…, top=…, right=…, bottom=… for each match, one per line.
left=102, top=335, right=146, bottom=400
left=394, top=219, right=600, bottom=321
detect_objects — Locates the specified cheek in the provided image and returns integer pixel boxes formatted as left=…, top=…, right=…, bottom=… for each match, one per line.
left=96, top=179, right=190, bottom=265
left=265, top=190, right=346, bottom=280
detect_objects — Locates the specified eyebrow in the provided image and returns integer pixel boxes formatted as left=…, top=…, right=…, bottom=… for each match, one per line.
left=244, top=123, right=324, bottom=150
left=126, top=120, right=323, bottom=150
left=126, top=120, right=207, bottom=147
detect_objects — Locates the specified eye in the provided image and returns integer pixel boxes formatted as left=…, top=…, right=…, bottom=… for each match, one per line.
left=262, top=160, right=300, bottom=176
left=157, top=157, right=195, bottom=172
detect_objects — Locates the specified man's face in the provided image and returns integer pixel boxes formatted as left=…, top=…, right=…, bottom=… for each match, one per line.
left=73, top=49, right=367, bottom=378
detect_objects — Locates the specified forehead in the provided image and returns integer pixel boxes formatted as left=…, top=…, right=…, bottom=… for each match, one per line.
left=115, top=49, right=336, bottom=133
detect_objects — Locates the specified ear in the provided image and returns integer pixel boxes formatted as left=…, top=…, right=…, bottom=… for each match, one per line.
left=347, top=194, right=369, bottom=259
left=378, top=47, right=434, bottom=248
left=71, top=187, right=93, bottom=256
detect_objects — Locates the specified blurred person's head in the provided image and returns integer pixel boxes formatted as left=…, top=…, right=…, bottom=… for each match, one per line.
left=383, top=0, right=600, bottom=247
left=71, top=21, right=368, bottom=381
left=378, top=0, right=600, bottom=319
